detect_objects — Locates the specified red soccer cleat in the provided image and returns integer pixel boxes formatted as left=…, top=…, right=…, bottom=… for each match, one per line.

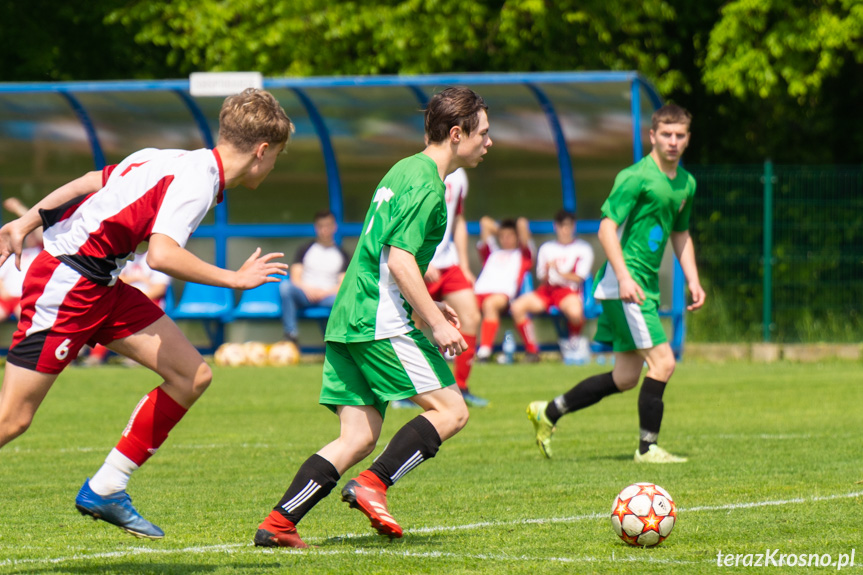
left=341, top=471, right=403, bottom=539
left=254, top=510, right=309, bottom=548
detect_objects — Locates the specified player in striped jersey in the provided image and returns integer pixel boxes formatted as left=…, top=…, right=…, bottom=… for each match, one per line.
left=255, top=87, right=492, bottom=548
left=0, top=88, right=292, bottom=539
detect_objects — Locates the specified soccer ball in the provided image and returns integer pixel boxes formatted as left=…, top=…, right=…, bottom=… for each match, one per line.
left=214, top=342, right=246, bottom=367
left=610, top=482, right=677, bottom=547
left=267, top=341, right=300, bottom=366
left=243, top=341, right=269, bottom=366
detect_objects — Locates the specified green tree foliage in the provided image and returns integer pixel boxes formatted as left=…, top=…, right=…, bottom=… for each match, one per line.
left=703, top=0, right=863, bottom=100
left=0, top=0, right=173, bottom=81
left=106, top=0, right=697, bottom=92
left=3, top=1, right=863, bottom=163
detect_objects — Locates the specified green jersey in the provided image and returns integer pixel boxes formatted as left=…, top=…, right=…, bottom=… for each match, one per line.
left=325, top=153, right=447, bottom=342
left=593, top=155, right=696, bottom=301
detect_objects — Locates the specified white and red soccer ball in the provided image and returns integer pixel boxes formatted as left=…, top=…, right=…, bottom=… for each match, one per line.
left=611, top=482, right=677, bottom=547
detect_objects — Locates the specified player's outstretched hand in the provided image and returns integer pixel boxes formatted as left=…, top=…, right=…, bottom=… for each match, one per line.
left=687, top=281, right=706, bottom=311
left=234, top=247, right=288, bottom=290
left=0, top=220, right=26, bottom=271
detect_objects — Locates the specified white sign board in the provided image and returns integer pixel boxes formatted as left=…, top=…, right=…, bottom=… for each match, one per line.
left=189, top=72, right=264, bottom=97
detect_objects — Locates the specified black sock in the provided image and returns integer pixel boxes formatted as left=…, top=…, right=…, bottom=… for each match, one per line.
left=545, top=372, right=619, bottom=424
left=638, top=377, right=667, bottom=454
left=274, top=454, right=340, bottom=525
left=368, top=415, right=442, bottom=487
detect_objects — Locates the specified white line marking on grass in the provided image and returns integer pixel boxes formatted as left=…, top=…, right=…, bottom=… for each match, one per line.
left=0, top=543, right=244, bottom=568
left=335, top=489, right=863, bottom=540
left=2, top=490, right=861, bottom=568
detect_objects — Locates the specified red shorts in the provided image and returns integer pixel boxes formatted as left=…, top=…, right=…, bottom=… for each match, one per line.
left=425, top=266, right=473, bottom=300
left=534, top=284, right=579, bottom=312
left=8, top=252, right=165, bottom=374
left=476, top=292, right=510, bottom=310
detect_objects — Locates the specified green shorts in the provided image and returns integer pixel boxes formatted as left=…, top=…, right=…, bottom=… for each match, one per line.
left=320, top=329, right=456, bottom=418
left=594, top=298, right=668, bottom=352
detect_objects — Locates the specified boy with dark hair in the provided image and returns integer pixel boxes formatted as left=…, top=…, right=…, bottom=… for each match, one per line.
left=255, top=86, right=492, bottom=548
left=280, top=209, right=349, bottom=344
left=510, top=209, right=594, bottom=363
left=474, top=216, right=534, bottom=361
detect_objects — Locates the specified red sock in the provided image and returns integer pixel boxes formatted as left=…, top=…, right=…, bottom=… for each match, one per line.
left=480, top=319, right=499, bottom=349
left=115, top=387, right=188, bottom=466
left=517, top=319, right=539, bottom=354
left=90, top=344, right=109, bottom=360
left=568, top=321, right=583, bottom=337
left=454, top=333, right=476, bottom=392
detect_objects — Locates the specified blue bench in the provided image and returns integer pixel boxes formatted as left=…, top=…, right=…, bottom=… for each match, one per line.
left=166, top=279, right=332, bottom=351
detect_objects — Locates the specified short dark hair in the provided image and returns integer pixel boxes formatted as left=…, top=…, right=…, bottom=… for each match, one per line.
left=554, top=209, right=576, bottom=224
left=651, top=104, right=692, bottom=131
left=313, top=209, right=335, bottom=222
left=498, top=218, right=518, bottom=232
left=425, top=87, right=488, bottom=144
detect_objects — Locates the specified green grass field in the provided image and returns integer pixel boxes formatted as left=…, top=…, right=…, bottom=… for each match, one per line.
left=0, top=360, right=861, bottom=574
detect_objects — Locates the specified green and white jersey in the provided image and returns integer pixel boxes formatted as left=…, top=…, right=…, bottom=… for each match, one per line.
left=325, top=153, right=447, bottom=343
left=594, top=155, right=696, bottom=301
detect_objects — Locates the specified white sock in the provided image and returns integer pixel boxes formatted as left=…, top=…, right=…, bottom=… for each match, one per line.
left=88, top=449, right=139, bottom=496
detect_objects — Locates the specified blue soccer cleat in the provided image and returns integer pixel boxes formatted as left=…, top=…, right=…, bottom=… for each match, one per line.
left=75, top=479, right=165, bottom=539
left=461, top=391, right=489, bottom=408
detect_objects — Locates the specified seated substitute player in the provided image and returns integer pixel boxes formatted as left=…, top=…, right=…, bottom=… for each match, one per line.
left=474, top=216, right=534, bottom=361
left=510, top=209, right=594, bottom=364
left=254, top=86, right=492, bottom=548
left=527, top=103, right=705, bottom=462
left=279, top=209, right=349, bottom=344
left=423, top=167, right=485, bottom=406
left=0, top=88, right=292, bottom=539
left=0, top=198, right=43, bottom=322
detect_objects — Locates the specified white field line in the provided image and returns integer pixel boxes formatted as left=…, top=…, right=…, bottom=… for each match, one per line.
left=0, top=490, right=861, bottom=569
left=2, top=431, right=848, bottom=455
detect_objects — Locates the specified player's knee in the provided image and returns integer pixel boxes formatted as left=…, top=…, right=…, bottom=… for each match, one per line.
left=0, top=415, right=33, bottom=445
left=345, top=432, right=377, bottom=460
left=449, top=401, right=470, bottom=434
left=464, top=308, right=481, bottom=331
left=650, top=354, right=676, bottom=381
left=655, top=361, right=675, bottom=382
left=192, top=362, right=213, bottom=396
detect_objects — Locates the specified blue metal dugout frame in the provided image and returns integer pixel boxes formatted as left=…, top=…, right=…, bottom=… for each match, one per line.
left=0, top=72, right=687, bottom=355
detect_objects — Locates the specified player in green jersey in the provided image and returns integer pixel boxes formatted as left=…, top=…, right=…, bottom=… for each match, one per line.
left=526, top=104, right=705, bottom=463
left=254, top=87, right=493, bottom=548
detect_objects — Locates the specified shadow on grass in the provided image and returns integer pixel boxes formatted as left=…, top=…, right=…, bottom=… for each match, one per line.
left=322, top=533, right=446, bottom=548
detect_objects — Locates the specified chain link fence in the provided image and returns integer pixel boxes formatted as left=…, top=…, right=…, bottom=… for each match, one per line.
left=687, top=164, right=863, bottom=343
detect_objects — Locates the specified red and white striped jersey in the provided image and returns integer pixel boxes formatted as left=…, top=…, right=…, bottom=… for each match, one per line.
left=41, top=148, right=225, bottom=286
left=474, top=237, right=534, bottom=299
left=430, top=168, right=468, bottom=269
left=536, top=239, right=594, bottom=290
